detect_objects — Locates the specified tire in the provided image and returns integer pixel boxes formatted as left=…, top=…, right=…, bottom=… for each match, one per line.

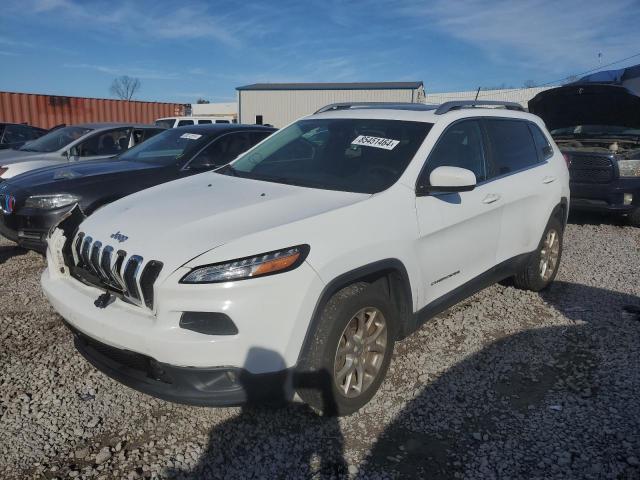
left=629, top=207, right=640, bottom=228
left=512, top=216, right=563, bottom=291
left=296, top=282, right=397, bottom=416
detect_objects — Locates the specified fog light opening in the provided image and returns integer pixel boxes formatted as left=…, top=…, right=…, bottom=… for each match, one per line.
left=623, top=193, right=633, bottom=206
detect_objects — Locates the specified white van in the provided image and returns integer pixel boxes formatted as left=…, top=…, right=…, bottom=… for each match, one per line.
left=155, top=116, right=236, bottom=128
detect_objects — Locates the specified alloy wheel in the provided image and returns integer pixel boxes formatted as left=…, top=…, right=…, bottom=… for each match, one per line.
left=539, top=228, right=560, bottom=281
left=333, top=307, right=388, bottom=398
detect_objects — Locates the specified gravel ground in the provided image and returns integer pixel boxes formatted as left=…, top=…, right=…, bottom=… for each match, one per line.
left=1, top=214, right=639, bottom=479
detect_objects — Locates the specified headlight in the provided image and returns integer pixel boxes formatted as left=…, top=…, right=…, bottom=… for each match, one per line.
left=25, top=193, right=80, bottom=210
left=181, top=245, right=309, bottom=284
left=618, top=159, right=640, bottom=177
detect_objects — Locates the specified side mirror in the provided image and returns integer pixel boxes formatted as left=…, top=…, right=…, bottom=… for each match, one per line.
left=417, top=166, right=477, bottom=196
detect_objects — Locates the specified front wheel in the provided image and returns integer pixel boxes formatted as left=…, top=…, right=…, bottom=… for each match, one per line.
left=513, top=216, right=563, bottom=291
left=296, top=283, right=397, bottom=416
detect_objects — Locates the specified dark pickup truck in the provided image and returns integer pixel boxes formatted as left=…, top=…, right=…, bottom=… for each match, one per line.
left=529, top=65, right=640, bottom=226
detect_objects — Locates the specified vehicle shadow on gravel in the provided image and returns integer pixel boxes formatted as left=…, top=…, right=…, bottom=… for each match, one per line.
left=0, top=243, right=27, bottom=264
left=166, top=348, right=347, bottom=479
left=358, top=281, right=640, bottom=479
left=166, top=282, right=640, bottom=479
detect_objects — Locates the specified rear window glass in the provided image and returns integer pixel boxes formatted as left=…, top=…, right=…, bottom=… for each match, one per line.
left=485, top=119, right=539, bottom=177
left=155, top=119, right=175, bottom=129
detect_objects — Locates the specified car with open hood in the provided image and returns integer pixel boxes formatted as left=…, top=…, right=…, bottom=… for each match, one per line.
left=529, top=64, right=640, bottom=226
left=0, top=124, right=275, bottom=251
left=0, top=123, right=164, bottom=181
left=42, top=101, right=569, bottom=415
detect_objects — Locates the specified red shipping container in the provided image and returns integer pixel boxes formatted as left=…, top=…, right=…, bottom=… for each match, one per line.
left=0, top=91, right=185, bottom=129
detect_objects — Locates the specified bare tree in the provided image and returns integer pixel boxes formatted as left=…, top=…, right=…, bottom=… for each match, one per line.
left=110, top=76, right=141, bottom=100
left=196, top=98, right=210, bottom=104
left=523, top=79, right=537, bottom=88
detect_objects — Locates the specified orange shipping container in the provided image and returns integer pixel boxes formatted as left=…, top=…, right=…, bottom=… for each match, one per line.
left=0, top=91, right=185, bottom=129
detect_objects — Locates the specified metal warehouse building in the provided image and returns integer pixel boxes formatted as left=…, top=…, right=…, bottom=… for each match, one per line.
left=237, top=81, right=425, bottom=127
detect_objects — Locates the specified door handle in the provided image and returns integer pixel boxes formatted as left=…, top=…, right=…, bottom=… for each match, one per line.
left=482, top=193, right=501, bottom=204
left=543, top=176, right=556, bottom=184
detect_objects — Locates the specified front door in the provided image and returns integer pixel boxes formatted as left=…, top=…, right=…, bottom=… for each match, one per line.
left=414, top=119, right=503, bottom=307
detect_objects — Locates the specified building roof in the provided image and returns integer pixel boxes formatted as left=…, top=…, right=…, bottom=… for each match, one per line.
left=237, top=81, right=424, bottom=91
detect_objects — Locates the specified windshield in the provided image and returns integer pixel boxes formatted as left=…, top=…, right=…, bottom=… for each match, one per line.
left=155, top=119, right=175, bottom=129
left=19, top=126, right=92, bottom=153
left=118, top=128, right=211, bottom=165
left=224, top=118, right=432, bottom=194
left=551, top=125, right=640, bottom=137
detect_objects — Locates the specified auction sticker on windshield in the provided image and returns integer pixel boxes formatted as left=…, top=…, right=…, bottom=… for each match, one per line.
left=351, top=135, right=399, bottom=150
left=180, top=133, right=202, bottom=140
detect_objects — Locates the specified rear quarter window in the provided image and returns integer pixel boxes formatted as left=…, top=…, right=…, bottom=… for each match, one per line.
left=485, top=119, right=540, bottom=177
left=528, top=123, right=553, bottom=160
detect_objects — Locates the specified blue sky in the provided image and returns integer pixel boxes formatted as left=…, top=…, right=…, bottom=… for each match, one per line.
left=1, top=0, right=639, bottom=103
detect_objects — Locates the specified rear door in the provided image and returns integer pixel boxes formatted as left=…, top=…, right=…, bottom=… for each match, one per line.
left=482, top=118, right=557, bottom=263
left=414, top=119, right=503, bottom=305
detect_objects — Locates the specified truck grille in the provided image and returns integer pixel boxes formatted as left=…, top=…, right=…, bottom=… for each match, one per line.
left=70, top=232, right=163, bottom=310
left=568, top=154, right=615, bottom=184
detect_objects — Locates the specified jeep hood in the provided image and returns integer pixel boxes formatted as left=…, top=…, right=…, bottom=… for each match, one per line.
left=528, top=84, right=640, bottom=132
left=77, top=172, right=369, bottom=271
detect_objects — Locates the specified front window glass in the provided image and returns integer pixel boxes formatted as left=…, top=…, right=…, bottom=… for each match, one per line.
left=423, top=120, right=487, bottom=182
left=18, top=126, right=92, bottom=153
left=77, top=128, right=131, bottom=157
left=118, top=128, right=211, bottom=165
left=225, top=119, right=432, bottom=194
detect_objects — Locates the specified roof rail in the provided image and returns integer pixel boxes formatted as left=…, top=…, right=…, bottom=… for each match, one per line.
left=434, top=100, right=525, bottom=115
left=314, top=102, right=437, bottom=114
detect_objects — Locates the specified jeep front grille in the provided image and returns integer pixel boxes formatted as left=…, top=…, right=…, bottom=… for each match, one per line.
left=70, top=232, right=163, bottom=310
left=568, top=153, right=615, bottom=184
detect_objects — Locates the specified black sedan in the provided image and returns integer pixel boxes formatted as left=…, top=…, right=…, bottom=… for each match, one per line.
left=0, top=122, right=47, bottom=150
left=0, top=124, right=276, bottom=251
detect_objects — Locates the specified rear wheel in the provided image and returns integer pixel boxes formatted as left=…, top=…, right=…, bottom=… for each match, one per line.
left=296, top=282, right=396, bottom=416
left=513, top=216, right=563, bottom=291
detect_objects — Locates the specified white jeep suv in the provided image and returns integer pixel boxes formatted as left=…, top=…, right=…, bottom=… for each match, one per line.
left=42, top=101, right=569, bottom=415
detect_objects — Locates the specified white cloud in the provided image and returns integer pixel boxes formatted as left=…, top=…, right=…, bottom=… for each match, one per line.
left=399, top=0, right=640, bottom=75
left=64, top=63, right=180, bottom=80
left=14, top=0, right=249, bottom=47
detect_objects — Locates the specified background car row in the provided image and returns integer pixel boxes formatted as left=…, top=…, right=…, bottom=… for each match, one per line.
left=0, top=123, right=275, bottom=250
